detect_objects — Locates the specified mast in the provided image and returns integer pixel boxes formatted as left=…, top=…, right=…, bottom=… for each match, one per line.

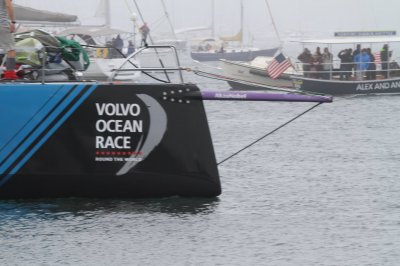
left=265, top=0, right=282, bottom=48
left=160, top=0, right=178, bottom=40
left=105, top=0, right=111, bottom=27
left=95, top=0, right=111, bottom=26
left=133, top=0, right=153, bottom=44
left=240, top=0, right=244, bottom=47
left=211, top=0, right=215, bottom=37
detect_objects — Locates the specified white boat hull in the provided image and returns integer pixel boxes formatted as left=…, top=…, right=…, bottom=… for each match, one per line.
left=83, top=58, right=141, bottom=81
left=220, top=57, right=296, bottom=90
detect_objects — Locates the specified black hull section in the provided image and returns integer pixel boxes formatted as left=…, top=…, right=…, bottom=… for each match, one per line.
left=1, top=173, right=220, bottom=199
left=190, top=48, right=278, bottom=62
left=292, top=77, right=400, bottom=95
left=227, top=81, right=273, bottom=91
left=0, top=83, right=220, bottom=199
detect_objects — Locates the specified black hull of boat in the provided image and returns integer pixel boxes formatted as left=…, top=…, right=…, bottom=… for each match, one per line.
left=0, top=83, right=220, bottom=199
left=190, top=48, right=278, bottom=62
left=227, top=81, right=273, bottom=91
left=292, top=77, right=400, bottom=95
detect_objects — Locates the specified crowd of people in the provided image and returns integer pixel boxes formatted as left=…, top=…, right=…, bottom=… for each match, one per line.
left=297, top=47, right=332, bottom=79
left=103, top=35, right=136, bottom=59
left=105, top=22, right=149, bottom=58
left=297, top=44, right=393, bottom=81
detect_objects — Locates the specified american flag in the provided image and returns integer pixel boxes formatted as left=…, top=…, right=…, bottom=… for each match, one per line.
left=267, top=53, right=292, bottom=79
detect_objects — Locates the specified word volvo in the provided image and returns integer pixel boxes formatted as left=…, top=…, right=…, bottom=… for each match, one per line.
left=95, top=103, right=143, bottom=149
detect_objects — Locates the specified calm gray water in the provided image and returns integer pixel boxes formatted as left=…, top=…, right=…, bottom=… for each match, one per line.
left=1, top=60, right=400, bottom=265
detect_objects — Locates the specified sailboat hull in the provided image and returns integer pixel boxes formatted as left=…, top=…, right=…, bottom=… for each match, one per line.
left=0, top=82, right=220, bottom=199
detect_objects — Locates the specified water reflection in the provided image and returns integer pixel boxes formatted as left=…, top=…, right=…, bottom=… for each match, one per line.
left=0, top=197, right=220, bottom=221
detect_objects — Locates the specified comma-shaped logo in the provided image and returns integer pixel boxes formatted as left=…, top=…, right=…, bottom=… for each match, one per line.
left=116, top=94, right=167, bottom=176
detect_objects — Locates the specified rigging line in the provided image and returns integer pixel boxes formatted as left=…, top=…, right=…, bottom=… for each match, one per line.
left=192, top=67, right=353, bottom=102
left=160, top=0, right=178, bottom=40
left=264, top=0, right=282, bottom=48
left=190, top=60, right=222, bottom=70
left=148, top=15, right=167, bottom=30
left=217, top=102, right=323, bottom=166
left=81, top=44, right=169, bottom=83
left=132, top=0, right=171, bottom=83
left=124, top=0, right=133, bottom=14
left=191, top=68, right=324, bottom=96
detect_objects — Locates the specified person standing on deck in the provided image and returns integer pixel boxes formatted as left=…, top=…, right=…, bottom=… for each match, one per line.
left=352, top=44, right=361, bottom=78
left=0, top=0, right=17, bottom=80
left=312, top=47, right=323, bottom=79
left=139, top=22, right=150, bottom=47
left=354, top=49, right=370, bottom=80
left=380, top=44, right=392, bottom=78
left=297, top=48, right=312, bottom=77
left=322, top=47, right=333, bottom=80
left=366, top=48, right=376, bottom=80
left=115, top=34, right=124, bottom=53
left=127, top=40, right=135, bottom=55
left=338, top=48, right=353, bottom=80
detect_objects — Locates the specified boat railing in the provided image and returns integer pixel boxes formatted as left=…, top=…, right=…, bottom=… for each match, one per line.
left=80, top=44, right=185, bottom=83
left=13, top=45, right=88, bottom=84
left=108, top=45, right=185, bottom=84
left=1, top=44, right=186, bottom=84
left=293, top=58, right=400, bottom=80
left=39, top=44, right=90, bottom=84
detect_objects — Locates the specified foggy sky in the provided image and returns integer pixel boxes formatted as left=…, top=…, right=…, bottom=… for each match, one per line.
left=13, top=0, right=400, bottom=48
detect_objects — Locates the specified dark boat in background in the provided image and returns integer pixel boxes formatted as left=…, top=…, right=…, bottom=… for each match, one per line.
left=191, top=46, right=278, bottom=62
left=292, top=76, right=400, bottom=95
left=189, top=0, right=278, bottom=62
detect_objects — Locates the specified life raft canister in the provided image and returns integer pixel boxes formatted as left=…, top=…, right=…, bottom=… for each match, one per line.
left=96, top=47, right=109, bottom=58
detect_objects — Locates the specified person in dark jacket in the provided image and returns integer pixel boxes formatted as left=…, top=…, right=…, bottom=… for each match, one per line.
left=115, top=34, right=124, bottom=52
left=297, top=48, right=313, bottom=77
left=352, top=44, right=361, bottom=78
left=338, top=48, right=353, bottom=80
left=380, top=44, right=392, bottom=78
left=366, top=48, right=376, bottom=80
left=127, top=40, right=135, bottom=55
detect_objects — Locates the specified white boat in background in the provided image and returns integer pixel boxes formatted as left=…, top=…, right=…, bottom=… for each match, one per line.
left=153, top=38, right=187, bottom=52
left=220, top=56, right=300, bottom=90
left=59, top=26, right=141, bottom=81
left=291, top=33, right=400, bottom=95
